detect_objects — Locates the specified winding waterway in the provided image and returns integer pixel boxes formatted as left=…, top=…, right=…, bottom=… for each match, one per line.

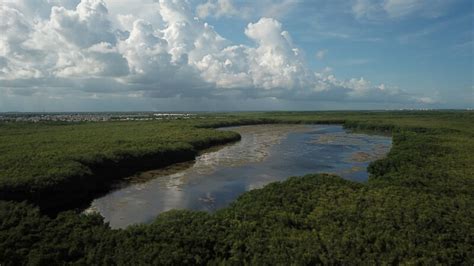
left=86, top=124, right=391, bottom=228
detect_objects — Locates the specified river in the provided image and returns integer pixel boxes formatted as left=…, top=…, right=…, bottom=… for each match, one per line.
left=86, top=124, right=392, bottom=228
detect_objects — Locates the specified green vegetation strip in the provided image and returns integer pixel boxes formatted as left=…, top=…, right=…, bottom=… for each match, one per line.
left=0, top=121, right=241, bottom=211
left=0, top=111, right=473, bottom=264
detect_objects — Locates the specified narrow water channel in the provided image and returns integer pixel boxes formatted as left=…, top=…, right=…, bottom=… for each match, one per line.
left=86, top=124, right=392, bottom=228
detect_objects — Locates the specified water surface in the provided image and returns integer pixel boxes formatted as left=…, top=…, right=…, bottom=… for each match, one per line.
left=86, top=124, right=391, bottom=228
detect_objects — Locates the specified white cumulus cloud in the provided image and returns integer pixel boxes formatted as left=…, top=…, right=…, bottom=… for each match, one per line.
left=0, top=0, right=433, bottom=106
left=196, top=0, right=238, bottom=19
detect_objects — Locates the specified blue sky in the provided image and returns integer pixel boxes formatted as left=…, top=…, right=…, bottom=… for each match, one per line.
left=206, top=0, right=473, bottom=103
left=0, top=0, right=472, bottom=111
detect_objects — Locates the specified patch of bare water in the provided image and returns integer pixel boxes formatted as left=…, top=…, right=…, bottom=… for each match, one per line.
left=85, top=124, right=391, bottom=228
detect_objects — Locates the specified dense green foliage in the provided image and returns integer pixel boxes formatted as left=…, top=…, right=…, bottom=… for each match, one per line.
left=0, top=121, right=240, bottom=210
left=0, top=111, right=473, bottom=264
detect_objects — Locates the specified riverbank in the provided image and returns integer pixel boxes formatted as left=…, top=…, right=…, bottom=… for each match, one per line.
left=0, top=118, right=387, bottom=213
left=0, top=117, right=367, bottom=213
left=87, top=124, right=391, bottom=228
left=0, top=111, right=471, bottom=212
left=0, top=123, right=241, bottom=213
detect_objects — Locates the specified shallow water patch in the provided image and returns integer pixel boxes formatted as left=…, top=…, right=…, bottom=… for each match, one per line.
left=86, top=124, right=391, bottom=228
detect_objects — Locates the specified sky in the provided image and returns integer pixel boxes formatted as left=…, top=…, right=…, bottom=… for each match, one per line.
left=0, top=0, right=472, bottom=112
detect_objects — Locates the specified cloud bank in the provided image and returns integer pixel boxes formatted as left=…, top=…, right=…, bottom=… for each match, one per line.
left=1, top=0, right=434, bottom=107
